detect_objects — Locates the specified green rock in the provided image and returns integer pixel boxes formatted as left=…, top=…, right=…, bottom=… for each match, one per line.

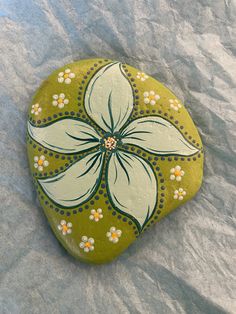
left=27, top=58, right=203, bottom=264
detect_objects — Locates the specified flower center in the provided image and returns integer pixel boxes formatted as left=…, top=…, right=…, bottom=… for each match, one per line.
left=64, top=73, right=69, bottom=79
left=38, top=159, right=44, bottom=166
left=62, top=225, right=68, bottom=232
left=174, top=170, right=181, bottom=176
left=85, top=241, right=91, bottom=248
left=58, top=98, right=64, bottom=104
left=111, top=233, right=118, bottom=239
left=93, top=212, right=100, bottom=219
left=104, top=136, right=117, bottom=150
left=149, top=95, right=156, bottom=101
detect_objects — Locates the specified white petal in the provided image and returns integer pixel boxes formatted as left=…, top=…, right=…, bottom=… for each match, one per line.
left=67, top=222, right=72, bottom=228
left=58, top=72, right=64, bottom=77
left=38, top=151, right=104, bottom=207
left=107, top=151, right=157, bottom=229
left=40, top=155, right=45, bottom=160
left=34, top=156, right=38, bottom=162
left=28, top=119, right=101, bottom=154
left=116, top=230, right=122, bottom=236
left=110, top=227, right=116, bottom=232
left=43, top=160, right=49, bottom=167
left=34, top=163, right=38, bottom=168
left=170, top=175, right=175, bottom=180
left=64, top=99, right=69, bottom=105
left=150, top=100, right=156, bottom=106
left=122, top=117, right=199, bottom=156
left=84, top=62, right=133, bottom=132
left=89, top=215, right=94, bottom=220
left=79, top=242, right=85, bottom=248
left=65, top=78, right=71, bottom=84
left=52, top=101, right=58, bottom=106
left=53, top=95, right=58, bottom=100
left=59, top=93, right=65, bottom=99
left=84, top=247, right=89, bottom=252
left=69, top=73, right=75, bottom=78
left=143, top=92, right=149, bottom=97
left=89, top=238, right=94, bottom=244
left=58, top=103, right=64, bottom=109
left=106, top=232, right=111, bottom=237
left=38, top=166, right=43, bottom=172
left=58, top=77, right=64, bottom=83
left=144, top=98, right=150, bottom=104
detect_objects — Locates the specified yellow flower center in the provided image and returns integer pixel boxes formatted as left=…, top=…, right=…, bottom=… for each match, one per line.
left=111, top=232, right=118, bottom=239
left=64, top=73, right=69, bottom=79
left=149, top=95, right=156, bottom=101
left=62, top=225, right=68, bottom=232
left=93, top=212, right=100, bottom=219
left=58, top=98, right=63, bottom=104
left=38, top=159, right=44, bottom=166
left=85, top=241, right=91, bottom=248
left=104, top=137, right=117, bottom=150
left=174, top=170, right=181, bottom=177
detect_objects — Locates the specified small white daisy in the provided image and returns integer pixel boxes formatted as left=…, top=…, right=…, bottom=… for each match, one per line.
left=33, top=155, right=49, bottom=172
left=143, top=91, right=160, bottom=105
left=79, top=236, right=95, bottom=252
left=106, top=227, right=122, bottom=243
left=52, top=93, right=69, bottom=109
left=174, top=188, right=187, bottom=200
left=169, top=99, right=182, bottom=111
left=89, top=208, right=103, bottom=222
left=57, top=68, right=75, bottom=84
left=136, top=72, right=149, bottom=81
left=170, top=165, right=185, bottom=181
left=31, top=103, right=42, bottom=115
left=57, top=220, right=72, bottom=235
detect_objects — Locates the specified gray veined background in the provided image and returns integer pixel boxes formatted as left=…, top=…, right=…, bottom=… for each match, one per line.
left=0, top=0, right=235, bottom=313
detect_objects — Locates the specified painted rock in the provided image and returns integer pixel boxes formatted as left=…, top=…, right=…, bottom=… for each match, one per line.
left=27, top=58, right=203, bottom=264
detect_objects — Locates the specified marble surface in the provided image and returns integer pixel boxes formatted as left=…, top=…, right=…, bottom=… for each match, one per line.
left=0, top=0, right=235, bottom=313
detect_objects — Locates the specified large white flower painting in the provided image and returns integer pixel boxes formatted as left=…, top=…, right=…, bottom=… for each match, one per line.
left=28, top=62, right=198, bottom=231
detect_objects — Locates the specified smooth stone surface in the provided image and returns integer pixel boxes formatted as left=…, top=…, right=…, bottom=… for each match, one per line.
left=27, top=58, right=203, bottom=264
